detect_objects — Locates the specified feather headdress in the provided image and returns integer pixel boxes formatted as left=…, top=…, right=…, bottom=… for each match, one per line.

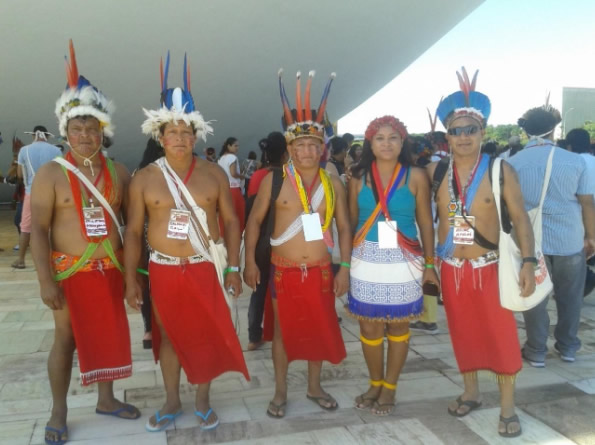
left=278, top=69, right=336, bottom=143
left=517, top=92, right=561, bottom=138
left=54, top=40, right=114, bottom=138
left=142, top=52, right=213, bottom=141
left=436, top=67, right=491, bottom=128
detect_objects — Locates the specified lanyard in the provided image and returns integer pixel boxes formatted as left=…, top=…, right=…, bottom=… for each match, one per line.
left=371, top=161, right=405, bottom=221
left=286, top=162, right=321, bottom=214
left=452, top=155, right=481, bottom=214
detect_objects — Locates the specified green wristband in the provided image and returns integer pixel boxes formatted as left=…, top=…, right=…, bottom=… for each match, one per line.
left=136, top=268, right=149, bottom=276
left=424, top=264, right=435, bottom=269
left=340, top=262, right=351, bottom=269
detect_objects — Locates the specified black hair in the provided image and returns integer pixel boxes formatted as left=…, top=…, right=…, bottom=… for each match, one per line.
left=219, top=137, right=237, bottom=157
left=102, top=136, right=113, bottom=149
left=481, top=141, right=499, bottom=157
left=566, top=128, right=591, bottom=154
left=342, top=133, right=355, bottom=143
left=33, top=125, right=48, bottom=133
left=518, top=107, right=562, bottom=137
left=158, top=121, right=197, bottom=136
left=352, top=137, right=412, bottom=179
left=328, top=136, right=347, bottom=155
left=348, top=143, right=362, bottom=160
left=264, top=131, right=287, bottom=166
left=248, top=150, right=257, bottom=160
left=205, top=146, right=215, bottom=155
left=138, top=138, right=164, bottom=169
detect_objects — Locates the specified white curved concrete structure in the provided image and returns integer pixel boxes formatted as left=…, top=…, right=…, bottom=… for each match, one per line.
left=0, top=0, right=482, bottom=169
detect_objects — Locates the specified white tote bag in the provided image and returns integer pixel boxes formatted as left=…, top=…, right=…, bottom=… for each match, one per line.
left=492, top=153, right=553, bottom=311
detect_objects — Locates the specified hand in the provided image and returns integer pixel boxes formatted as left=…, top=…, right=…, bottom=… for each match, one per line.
left=124, top=279, right=142, bottom=310
left=519, top=262, right=536, bottom=297
left=225, top=272, right=243, bottom=298
left=40, top=280, right=66, bottom=311
left=422, top=267, right=440, bottom=293
left=585, top=239, right=595, bottom=259
left=243, top=261, right=260, bottom=291
left=333, top=266, right=349, bottom=297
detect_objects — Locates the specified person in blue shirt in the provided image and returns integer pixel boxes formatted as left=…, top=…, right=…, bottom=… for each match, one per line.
left=509, top=104, right=595, bottom=367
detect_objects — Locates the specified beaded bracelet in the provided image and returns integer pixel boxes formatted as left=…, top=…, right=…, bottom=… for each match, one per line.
left=136, top=268, right=149, bottom=276
left=424, top=256, right=435, bottom=265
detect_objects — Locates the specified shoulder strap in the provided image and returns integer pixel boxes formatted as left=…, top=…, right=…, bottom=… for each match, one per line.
left=432, top=156, right=450, bottom=200
left=539, top=148, right=555, bottom=209
left=264, top=168, right=284, bottom=239
left=53, top=157, right=123, bottom=242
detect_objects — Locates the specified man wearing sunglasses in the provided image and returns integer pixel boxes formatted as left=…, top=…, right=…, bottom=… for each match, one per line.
left=428, top=68, right=535, bottom=438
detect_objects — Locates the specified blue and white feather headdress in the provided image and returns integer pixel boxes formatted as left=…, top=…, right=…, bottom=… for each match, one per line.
left=142, top=52, right=213, bottom=141
left=55, top=40, right=114, bottom=138
left=436, top=67, right=491, bottom=128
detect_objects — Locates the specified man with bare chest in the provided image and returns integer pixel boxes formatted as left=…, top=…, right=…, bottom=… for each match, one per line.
left=31, top=41, right=139, bottom=445
left=244, top=70, right=351, bottom=419
left=124, top=53, right=248, bottom=432
left=429, top=69, right=536, bottom=438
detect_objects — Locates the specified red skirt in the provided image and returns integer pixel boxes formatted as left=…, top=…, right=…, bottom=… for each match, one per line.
left=59, top=267, right=132, bottom=386
left=149, top=260, right=249, bottom=384
left=441, top=260, right=522, bottom=377
left=263, top=254, right=346, bottom=364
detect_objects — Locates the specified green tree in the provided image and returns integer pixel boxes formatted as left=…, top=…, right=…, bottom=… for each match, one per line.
left=583, top=121, right=595, bottom=141
left=484, top=124, right=523, bottom=145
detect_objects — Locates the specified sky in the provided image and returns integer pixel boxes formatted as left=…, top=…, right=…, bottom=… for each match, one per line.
left=338, top=0, right=595, bottom=135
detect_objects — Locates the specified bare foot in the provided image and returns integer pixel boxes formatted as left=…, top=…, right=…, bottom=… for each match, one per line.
left=247, top=340, right=264, bottom=351
left=11, top=260, right=25, bottom=269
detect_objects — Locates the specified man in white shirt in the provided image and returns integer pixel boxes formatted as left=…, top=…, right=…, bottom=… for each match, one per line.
left=14, top=125, right=61, bottom=268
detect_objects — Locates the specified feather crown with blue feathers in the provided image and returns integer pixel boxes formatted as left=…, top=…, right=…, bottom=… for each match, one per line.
left=55, top=40, right=114, bottom=138
left=278, top=69, right=336, bottom=143
left=436, top=67, right=491, bottom=129
left=142, top=52, right=213, bottom=142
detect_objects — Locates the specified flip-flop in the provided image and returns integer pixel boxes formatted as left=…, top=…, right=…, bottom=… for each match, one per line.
left=145, top=410, right=182, bottom=432
left=194, top=407, right=220, bottom=430
left=354, top=393, right=377, bottom=411
left=306, top=394, right=338, bottom=411
left=11, top=262, right=25, bottom=269
left=372, top=400, right=395, bottom=417
left=96, top=404, right=141, bottom=419
left=45, top=425, right=68, bottom=445
left=266, top=401, right=287, bottom=419
left=499, top=414, right=522, bottom=438
left=447, top=396, right=482, bottom=417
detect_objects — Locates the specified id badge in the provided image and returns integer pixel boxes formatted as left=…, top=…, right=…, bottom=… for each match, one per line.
left=453, top=215, right=475, bottom=245
left=83, top=206, right=108, bottom=237
left=167, top=209, right=191, bottom=240
left=301, top=213, right=323, bottom=241
left=378, top=221, right=398, bottom=249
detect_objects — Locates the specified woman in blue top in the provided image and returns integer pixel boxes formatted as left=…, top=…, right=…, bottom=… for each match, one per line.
left=347, top=116, right=438, bottom=415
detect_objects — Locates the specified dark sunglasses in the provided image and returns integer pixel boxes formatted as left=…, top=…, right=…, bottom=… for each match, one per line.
left=447, top=125, right=480, bottom=136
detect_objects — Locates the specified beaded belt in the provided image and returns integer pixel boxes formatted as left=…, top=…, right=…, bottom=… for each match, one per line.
left=149, top=249, right=209, bottom=266
left=52, top=251, right=120, bottom=274
left=441, top=250, right=499, bottom=269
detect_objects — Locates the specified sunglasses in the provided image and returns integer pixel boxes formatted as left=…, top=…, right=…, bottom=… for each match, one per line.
left=447, top=125, right=480, bottom=136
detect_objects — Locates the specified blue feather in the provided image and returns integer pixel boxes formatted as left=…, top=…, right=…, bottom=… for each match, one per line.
left=163, top=51, right=171, bottom=94
left=183, top=53, right=188, bottom=93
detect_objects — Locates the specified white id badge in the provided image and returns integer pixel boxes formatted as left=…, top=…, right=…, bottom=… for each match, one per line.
left=167, top=209, right=191, bottom=240
left=378, top=221, right=398, bottom=249
left=453, top=215, right=475, bottom=245
left=301, top=213, right=324, bottom=241
left=83, top=207, right=108, bottom=237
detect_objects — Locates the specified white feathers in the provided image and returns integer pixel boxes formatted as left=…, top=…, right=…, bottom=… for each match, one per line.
left=278, top=68, right=284, bottom=77
left=141, top=107, right=214, bottom=142
left=172, top=88, right=183, bottom=111
left=54, top=86, right=114, bottom=138
left=309, top=70, right=315, bottom=77
left=296, top=71, right=301, bottom=78
left=330, top=72, right=336, bottom=79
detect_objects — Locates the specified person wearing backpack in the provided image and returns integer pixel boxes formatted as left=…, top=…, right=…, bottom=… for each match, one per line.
left=430, top=68, right=536, bottom=438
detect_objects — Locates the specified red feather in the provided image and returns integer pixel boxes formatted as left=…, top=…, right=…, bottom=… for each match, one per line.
left=160, top=57, right=164, bottom=92
left=295, top=72, right=303, bottom=122
left=67, top=39, right=79, bottom=88
left=187, top=58, right=191, bottom=93
left=304, top=71, right=313, bottom=121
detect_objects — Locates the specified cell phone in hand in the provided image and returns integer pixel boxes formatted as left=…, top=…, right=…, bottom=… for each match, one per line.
left=422, top=282, right=439, bottom=297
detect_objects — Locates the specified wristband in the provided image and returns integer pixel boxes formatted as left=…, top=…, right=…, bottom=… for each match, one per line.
left=424, top=256, right=435, bottom=265
left=521, top=257, right=538, bottom=266
left=224, top=266, right=240, bottom=276
left=424, top=264, right=435, bottom=269
left=340, top=262, right=351, bottom=269
left=136, top=268, right=149, bottom=276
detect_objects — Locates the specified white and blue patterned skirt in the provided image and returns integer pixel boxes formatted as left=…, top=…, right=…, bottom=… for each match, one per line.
left=347, top=240, right=423, bottom=322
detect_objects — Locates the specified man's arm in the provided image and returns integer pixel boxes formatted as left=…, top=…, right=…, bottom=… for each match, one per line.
left=123, top=171, right=147, bottom=310
left=577, top=194, right=595, bottom=257
left=215, top=167, right=242, bottom=296
left=501, top=162, right=536, bottom=297
left=332, top=176, right=352, bottom=297
left=243, top=172, right=273, bottom=290
left=30, top=164, right=63, bottom=310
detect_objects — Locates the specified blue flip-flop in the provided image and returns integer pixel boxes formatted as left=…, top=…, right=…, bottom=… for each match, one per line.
left=194, top=408, right=220, bottom=430
left=145, top=410, right=183, bottom=432
left=45, top=425, right=68, bottom=445
left=96, top=404, right=141, bottom=420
